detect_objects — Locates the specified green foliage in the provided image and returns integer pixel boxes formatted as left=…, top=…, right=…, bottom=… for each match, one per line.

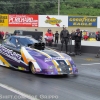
left=0, top=1, right=13, bottom=14
left=0, top=0, right=100, bottom=15
left=0, top=0, right=32, bottom=14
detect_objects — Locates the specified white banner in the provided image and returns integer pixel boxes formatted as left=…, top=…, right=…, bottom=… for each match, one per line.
left=39, top=15, right=68, bottom=27
left=72, top=40, right=100, bottom=47
left=97, top=17, right=100, bottom=28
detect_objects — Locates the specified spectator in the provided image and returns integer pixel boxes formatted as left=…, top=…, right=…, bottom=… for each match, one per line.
left=0, top=31, right=3, bottom=43
left=70, top=30, right=75, bottom=40
left=74, top=28, right=82, bottom=55
left=35, top=29, right=38, bottom=31
left=60, top=27, right=69, bottom=54
left=1, top=31, right=4, bottom=39
left=96, top=31, right=98, bottom=35
left=83, top=31, right=89, bottom=40
left=55, top=31, right=59, bottom=44
left=96, top=31, right=100, bottom=41
left=44, top=29, right=53, bottom=46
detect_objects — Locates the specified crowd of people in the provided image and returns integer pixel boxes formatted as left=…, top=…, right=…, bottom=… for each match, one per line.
left=44, top=27, right=82, bottom=55
left=44, top=27, right=100, bottom=55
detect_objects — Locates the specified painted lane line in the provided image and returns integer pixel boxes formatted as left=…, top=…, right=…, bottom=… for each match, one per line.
left=81, top=63, right=100, bottom=65
left=0, top=83, right=39, bottom=100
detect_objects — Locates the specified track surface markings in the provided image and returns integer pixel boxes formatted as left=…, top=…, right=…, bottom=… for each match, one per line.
left=81, top=63, right=100, bottom=65
left=0, top=83, right=39, bottom=100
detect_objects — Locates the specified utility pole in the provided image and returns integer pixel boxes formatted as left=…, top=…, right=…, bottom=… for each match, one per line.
left=58, top=0, right=60, bottom=15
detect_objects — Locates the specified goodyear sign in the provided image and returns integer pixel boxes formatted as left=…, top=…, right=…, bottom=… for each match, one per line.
left=68, top=16, right=97, bottom=27
left=0, top=14, right=8, bottom=26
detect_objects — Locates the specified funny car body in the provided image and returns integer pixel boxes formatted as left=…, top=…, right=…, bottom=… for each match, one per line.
left=0, top=36, right=78, bottom=75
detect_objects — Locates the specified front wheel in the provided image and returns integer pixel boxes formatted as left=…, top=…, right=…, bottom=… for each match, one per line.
left=30, top=63, right=36, bottom=74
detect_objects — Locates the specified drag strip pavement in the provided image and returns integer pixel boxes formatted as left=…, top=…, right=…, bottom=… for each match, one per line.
left=0, top=54, right=100, bottom=100
left=0, top=83, right=38, bottom=100
left=81, top=63, right=100, bottom=65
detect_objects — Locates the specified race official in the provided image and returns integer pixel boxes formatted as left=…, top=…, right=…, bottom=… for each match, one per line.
left=74, top=28, right=82, bottom=55
left=60, top=27, right=69, bottom=53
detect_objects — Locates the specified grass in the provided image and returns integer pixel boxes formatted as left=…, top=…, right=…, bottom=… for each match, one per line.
left=46, top=1, right=100, bottom=16
left=60, top=8, right=100, bottom=16
left=46, top=8, right=100, bottom=16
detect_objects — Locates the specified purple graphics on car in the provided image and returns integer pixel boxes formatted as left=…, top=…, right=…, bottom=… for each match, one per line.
left=0, top=35, right=78, bottom=76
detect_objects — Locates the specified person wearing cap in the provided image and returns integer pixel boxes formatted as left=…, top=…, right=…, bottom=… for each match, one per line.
left=44, top=29, right=53, bottom=46
left=74, top=28, right=82, bottom=55
left=60, top=27, right=69, bottom=53
left=55, top=31, right=59, bottom=44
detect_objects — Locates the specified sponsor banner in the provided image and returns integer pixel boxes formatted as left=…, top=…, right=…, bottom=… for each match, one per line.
left=39, top=15, right=68, bottom=27
left=0, top=14, right=8, bottom=26
left=68, top=16, right=97, bottom=27
left=8, top=15, right=38, bottom=27
left=97, top=17, right=100, bottom=28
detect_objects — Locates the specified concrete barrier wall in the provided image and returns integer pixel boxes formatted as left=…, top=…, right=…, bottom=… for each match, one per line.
left=55, top=44, right=99, bottom=54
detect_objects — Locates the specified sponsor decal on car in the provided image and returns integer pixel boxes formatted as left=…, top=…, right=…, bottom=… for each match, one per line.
left=18, top=66, right=26, bottom=70
left=45, top=57, right=67, bottom=62
left=0, top=45, right=21, bottom=63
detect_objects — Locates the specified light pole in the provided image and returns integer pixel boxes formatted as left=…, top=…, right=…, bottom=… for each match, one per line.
left=58, top=0, right=60, bottom=15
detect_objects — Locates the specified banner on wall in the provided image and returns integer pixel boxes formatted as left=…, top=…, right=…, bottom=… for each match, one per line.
left=68, top=16, right=97, bottom=27
left=0, top=14, right=8, bottom=26
left=97, top=17, right=100, bottom=28
left=39, top=15, right=68, bottom=27
left=8, top=15, right=38, bottom=27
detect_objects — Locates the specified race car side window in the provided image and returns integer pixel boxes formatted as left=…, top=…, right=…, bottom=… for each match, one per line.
left=9, top=37, right=21, bottom=48
left=15, top=39, right=21, bottom=48
left=10, top=37, right=16, bottom=46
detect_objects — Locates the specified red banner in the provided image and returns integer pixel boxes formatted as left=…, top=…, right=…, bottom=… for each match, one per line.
left=8, top=15, right=38, bottom=27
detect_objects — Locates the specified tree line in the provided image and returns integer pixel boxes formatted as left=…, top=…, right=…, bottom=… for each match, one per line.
left=0, top=0, right=100, bottom=15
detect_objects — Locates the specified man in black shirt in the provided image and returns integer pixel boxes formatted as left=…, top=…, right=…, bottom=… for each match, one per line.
left=74, top=28, right=82, bottom=55
left=60, top=27, right=69, bottom=53
left=55, top=31, right=59, bottom=44
left=71, top=30, right=75, bottom=40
